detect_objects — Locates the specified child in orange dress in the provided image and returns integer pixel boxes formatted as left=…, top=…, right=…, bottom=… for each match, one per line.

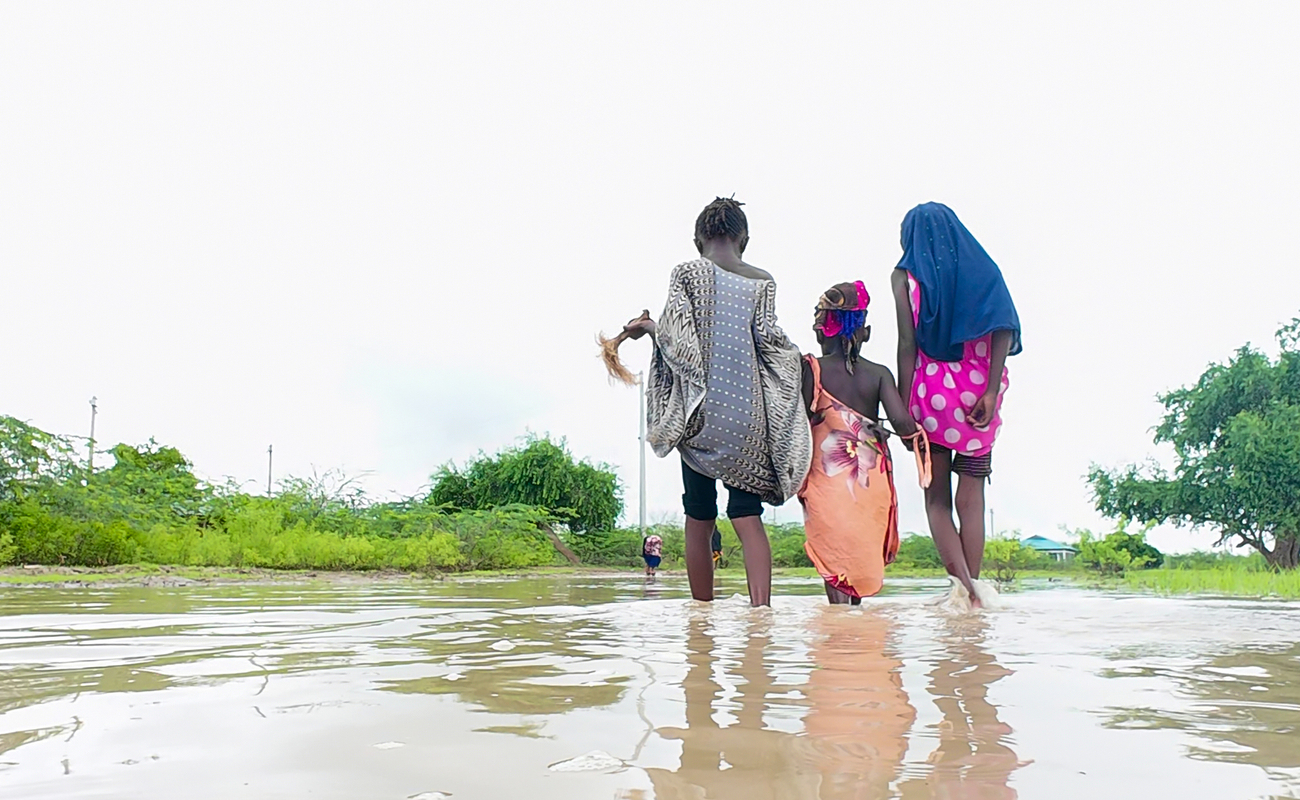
left=799, top=281, right=925, bottom=604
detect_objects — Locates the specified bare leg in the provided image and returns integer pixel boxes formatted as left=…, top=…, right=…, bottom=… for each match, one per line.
left=955, top=474, right=987, bottom=579
left=684, top=516, right=716, bottom=601
left=730, top=515, right=772, bottom=607
left=925, top=451, right=980, bottom=607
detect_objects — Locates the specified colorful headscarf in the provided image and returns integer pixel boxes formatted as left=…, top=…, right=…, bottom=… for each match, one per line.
left=815, top=280, right=870, bottom=338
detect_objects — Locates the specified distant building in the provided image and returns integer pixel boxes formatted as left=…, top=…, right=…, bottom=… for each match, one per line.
left=1021, top=535, right=1078, bottom=562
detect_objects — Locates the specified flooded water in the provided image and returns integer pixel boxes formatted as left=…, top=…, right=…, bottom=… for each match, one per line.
left=0, top=575, right=1297, bottom=799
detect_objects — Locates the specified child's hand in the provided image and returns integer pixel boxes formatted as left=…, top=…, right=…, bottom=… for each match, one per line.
left=969, top=390, right=998, bottom=430
left=623, top=311, right=655, bottom=340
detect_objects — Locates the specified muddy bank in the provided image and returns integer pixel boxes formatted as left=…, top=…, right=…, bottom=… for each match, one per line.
left=0, top=564, right=646, bottom=589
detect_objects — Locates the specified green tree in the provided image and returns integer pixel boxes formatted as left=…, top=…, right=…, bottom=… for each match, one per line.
left=428, top=435, right=622, bottom=534
left=1090, top=318, right=1300, bottom=569
left=0, top=415, right=80, bottom=500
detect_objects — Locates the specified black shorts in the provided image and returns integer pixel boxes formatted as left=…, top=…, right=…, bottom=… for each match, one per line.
left=930, top=444, right=993, bottom=479
left=681, top=460, right=764, bottom=520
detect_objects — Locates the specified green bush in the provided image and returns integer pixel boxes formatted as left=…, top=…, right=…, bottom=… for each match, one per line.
left=983, top=537, right=1046, bottom=583
left=894, top=534, right=943, bottom=569
left=768, top=523, right=813, bottom=568
left=1077, top=530, right=1152, bottom=576
left=1074, top=522, right=1162, bottom=576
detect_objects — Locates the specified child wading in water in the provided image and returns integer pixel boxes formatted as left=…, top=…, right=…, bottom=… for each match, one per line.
left=642, top=532, right=663, bottom=577
left=621, top=198, right=811, bottom=607
left=892, top=203, right=1021, bottom=609
left=799, top=282, right=923, bottom=605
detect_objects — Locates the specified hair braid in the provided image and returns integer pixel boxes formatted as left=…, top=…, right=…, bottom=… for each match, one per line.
left=694, top=196, right=749, bottom=245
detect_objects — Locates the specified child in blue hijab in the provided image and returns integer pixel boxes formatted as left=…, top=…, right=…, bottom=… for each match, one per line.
left=891, top=203, right=1021, bottom=610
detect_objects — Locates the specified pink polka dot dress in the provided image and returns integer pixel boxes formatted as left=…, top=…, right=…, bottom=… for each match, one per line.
left=907, top=274, right=1008, bottom=456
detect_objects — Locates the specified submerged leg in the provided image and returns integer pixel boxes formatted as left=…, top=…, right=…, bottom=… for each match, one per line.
left=730, top=515, right=772, bottom=607
left=955, top=473, right=987, bottom=579
left=824, top=581, right=853, bottom=605
left=684, top=516, right=716, bottom=601
left=925, top=450, right=980, bottom=607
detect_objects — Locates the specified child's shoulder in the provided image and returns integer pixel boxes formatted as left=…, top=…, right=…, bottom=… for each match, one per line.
left=671, top=258, right=713, bottom=276
left=854, top=358, right=896, bottom=384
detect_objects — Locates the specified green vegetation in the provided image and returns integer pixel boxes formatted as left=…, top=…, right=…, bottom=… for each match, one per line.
left=1090, top=317, right=1300, bottom=569
left=983, top=537, right=1046, bottom=583
left=1114, top=567, right=1300, bottom=598
left=0, top=416, right=620, bottom=573
left=1071, top=520, right=1164, bottom=576
left=430, top=436, right=621, bottom=534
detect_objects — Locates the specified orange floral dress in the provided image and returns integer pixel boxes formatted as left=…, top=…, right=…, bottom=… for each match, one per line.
left=797, top=356, right=902, bottom=598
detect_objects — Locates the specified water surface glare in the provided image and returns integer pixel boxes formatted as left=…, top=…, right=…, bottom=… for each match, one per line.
left=0, top=575, right=1298, bottom=799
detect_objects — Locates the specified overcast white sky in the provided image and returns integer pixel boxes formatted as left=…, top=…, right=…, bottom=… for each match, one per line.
left=3, top=2, right=1297, bottom=553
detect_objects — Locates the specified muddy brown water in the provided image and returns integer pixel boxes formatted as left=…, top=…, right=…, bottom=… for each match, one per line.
left=0, top=575, right=1297, bottom=799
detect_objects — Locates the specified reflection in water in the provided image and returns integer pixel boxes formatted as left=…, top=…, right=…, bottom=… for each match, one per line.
left=646, top=615, right=817, bottom=799
left=802, top=610, right=916, bottom=799
left=899, top=619, right=1023, bottom=800
left=646, top=608, right=915, bottom=799
left=1103, top=643, right=1300, bottom=792
left=377, top=611, right=628, bottom=714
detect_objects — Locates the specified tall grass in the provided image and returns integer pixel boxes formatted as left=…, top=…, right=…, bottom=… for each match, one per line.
left=1118, top=568, right=1300, bottom=599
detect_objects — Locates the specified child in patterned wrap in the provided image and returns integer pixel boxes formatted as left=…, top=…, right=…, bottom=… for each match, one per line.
left=620, top=197, right=810, bottom=607
left=892, top=203, right=1022, bottom=611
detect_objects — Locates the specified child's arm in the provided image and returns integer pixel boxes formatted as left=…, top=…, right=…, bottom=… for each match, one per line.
left=800, top=358, right=815, bottom=419
left=891, top=270, right=917, bottom=402
left=878, top=366, right=918, bottom=437
left=970, top=329, right=1013, bottom=428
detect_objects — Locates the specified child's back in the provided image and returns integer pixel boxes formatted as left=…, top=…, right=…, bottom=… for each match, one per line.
left=813, top=354, right=912, bottom=432
left=799, top=281, right=918, bottom=604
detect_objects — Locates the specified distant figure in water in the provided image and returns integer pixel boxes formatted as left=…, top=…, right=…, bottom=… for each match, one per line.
left=799, top=281, right=921, bottom=605
left=621, top=197, right=811, bottom=607
left=642, top=532, right=663, bottom=577
left=711, top=526, right=723, bottom=569
left=892, top=203, right=1021, bottom=610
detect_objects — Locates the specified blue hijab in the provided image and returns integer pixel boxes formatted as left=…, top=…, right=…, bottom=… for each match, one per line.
left=895, top=202, right=1022, bottom=363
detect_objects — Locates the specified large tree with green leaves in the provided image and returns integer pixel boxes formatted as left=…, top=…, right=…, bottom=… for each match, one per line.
left=1089, top=318, right=1300, bottom=569
left=428, top=435, right=622, bottom=534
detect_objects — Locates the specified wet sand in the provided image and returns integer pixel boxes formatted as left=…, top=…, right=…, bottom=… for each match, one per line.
left=0, top=575, right=1297, bottom=799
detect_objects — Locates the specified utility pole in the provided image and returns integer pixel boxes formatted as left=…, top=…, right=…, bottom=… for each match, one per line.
left=990, top=507, right=996, bottom=538
left=87, top=396, right=98, bottom=472
left=267, top=445, right=273, bottom=495
left=637, top=371, right=646, bottom=536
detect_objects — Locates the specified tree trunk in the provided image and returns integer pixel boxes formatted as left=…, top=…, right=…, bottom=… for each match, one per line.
left=541, top=523, right=581, bottom=566
left=1262, top=532, right=1299, bottom=570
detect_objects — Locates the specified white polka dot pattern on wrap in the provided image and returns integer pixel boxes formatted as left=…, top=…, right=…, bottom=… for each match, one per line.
left=905, top=275, right=1007, bottom=459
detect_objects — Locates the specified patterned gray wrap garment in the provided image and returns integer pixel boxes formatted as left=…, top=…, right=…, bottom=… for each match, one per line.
left=646, top=258, right=812, bottom=505
left=678, top=266, right=769, bottom=487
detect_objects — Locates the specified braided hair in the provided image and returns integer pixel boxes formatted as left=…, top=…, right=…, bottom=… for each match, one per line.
left=815, top=282, right=871, bottom=374
left=694, top=196, right=748, bottom=252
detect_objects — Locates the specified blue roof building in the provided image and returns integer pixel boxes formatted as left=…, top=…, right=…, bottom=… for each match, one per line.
left=1021, top=535, right=1078, bottom=562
